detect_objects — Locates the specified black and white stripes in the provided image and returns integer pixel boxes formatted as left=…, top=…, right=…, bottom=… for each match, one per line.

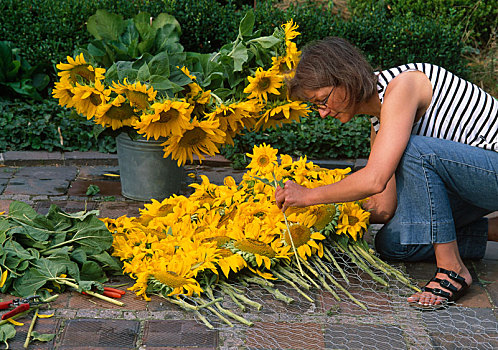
left=371, top=63, right=498, bottom=152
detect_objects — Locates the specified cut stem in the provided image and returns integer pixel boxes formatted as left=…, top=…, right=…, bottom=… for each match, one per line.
left=323, top=245, right=350, bottom=284
left=24, top=310, right=38, bottom=348
left=272, top=270, right=314, bottom=303
left=59, top=280, right=124, bottom=306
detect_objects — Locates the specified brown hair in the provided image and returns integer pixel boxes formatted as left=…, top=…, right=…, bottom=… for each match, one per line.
left=288, top=37, right=378, bottom=109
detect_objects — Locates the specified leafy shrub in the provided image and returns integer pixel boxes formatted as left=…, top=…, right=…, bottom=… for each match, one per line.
left=0, top=41, right=49, bottom=100
left=0, top=99, right=115, bottom=152
left=348, top=0, right=497, bottom=47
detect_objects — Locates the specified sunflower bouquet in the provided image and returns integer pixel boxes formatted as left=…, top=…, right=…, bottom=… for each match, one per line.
left=52, top=11, right=311, bottom=167
left=103, top=144, right=418, bottom=328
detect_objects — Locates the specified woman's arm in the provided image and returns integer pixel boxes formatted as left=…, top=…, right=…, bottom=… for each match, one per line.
left=276, top=71, right=432, bottom=211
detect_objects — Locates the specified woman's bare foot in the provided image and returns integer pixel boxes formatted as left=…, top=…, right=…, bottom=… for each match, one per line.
left=407, top=241, right=472, bottom=307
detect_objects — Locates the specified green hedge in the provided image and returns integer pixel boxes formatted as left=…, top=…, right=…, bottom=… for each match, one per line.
left=0, top=99, right=115, bottom=152
left=0, top=0, right=473, bottom=158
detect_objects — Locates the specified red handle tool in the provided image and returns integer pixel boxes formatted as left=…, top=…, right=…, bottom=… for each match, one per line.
left=1, top=303, right=30, bottom=320
left=0, top=300, right=14, bottom=309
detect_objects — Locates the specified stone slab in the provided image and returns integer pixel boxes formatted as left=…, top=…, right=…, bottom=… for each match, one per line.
left=97, top=201, right=145, bottom=218
left=245, top=322, right=325, bottom=350
left=5, top=318, right=60, bottom=350
left=325, top=323, right=407, bottom=350
left=2, top=151, right=63, bottom=165
left=142, top=320, right=218, bottom=348
left=3, top=166, right=78, bottom=196
left=58, top=319, right=140, bottom=349
left=67, top=179, right=122, bottom=197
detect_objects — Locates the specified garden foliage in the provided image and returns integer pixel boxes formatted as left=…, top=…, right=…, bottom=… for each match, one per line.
left=0, top=0, right=484, bottom=158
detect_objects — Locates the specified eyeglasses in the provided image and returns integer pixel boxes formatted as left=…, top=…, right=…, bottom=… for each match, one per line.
left=309, top=87, right=334, bottom=111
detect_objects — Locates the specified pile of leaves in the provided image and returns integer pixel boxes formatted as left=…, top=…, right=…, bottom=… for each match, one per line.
left=0, top=201, right=122, bottom=298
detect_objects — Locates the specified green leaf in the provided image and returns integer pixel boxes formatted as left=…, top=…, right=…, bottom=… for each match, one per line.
left=30, top=331, right=56, bottom=342
left=70, top=248, right=88, bottom=265
left=90, top=251, right=122, bottom=272
left=248, top=36, right=281, bottom=49
left=8, top=201, right=39, bottom=222
left=80, top=261, right=107, bottom=283
left=0, top=323, right=16, bottom=348
left=62, top=216, right=113, bottom=252
left=86, top=184, right=100, bottom=196
left=137, top=62, right=151, bottom=82
left=147, top=51, right=170, bottom=77
left=87, top=10, right=126, bottom=41
left=134, top=12, right=156, bottom=55
left=230, top=42, right=249, bottom=72
left=239, top=10, right=255, bottom=38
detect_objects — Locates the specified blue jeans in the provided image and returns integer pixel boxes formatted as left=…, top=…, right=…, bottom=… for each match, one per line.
left=375, top=135, right=498, bottom=262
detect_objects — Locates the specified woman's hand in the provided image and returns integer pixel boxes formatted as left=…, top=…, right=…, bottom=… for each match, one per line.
left=275, top=180, right=310, bottom=212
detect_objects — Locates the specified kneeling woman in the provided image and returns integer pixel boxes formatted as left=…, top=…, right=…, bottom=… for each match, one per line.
left=275, top=37, right=498, bottom=308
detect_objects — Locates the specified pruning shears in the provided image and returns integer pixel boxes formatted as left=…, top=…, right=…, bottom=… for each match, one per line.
left=0, top=295, right=46, bottom=320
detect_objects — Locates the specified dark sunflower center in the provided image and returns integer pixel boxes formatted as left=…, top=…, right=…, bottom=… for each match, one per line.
left=234, top=238, right=276, bottom=258
left=257, top=155, right=270, bottom=167
left=348, top=216, right=359, bottom=225
left=285, top=225, right=311, bottom=247
left=89, top=93, right=103, bottom=106
left=202, top=236, right=231, bottom=247
left=70, top=65, right=95, bottom=84
left=271, top=111, right=286, bottom=121
left=258, top=77, right=271, bottom=90
left=179, top=128, right=207, bottom=146
left=159, top=109, right=179, bottom=123
left=106, top=103, right=136, bottom=120
left=126, top=91, right=149, bottom=110
left=155, top=270, right=188, bottom=288
left=313, top=205, right=336, bottom=231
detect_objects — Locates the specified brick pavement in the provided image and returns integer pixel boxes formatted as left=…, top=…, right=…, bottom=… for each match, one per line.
left=0, top=151, right=496, bottom=349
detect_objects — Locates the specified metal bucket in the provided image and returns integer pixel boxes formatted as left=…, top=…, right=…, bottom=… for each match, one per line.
left=116, top=133, right=184, bottom=201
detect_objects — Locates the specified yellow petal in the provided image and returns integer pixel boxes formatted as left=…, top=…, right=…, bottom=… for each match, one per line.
left=0, top=269, right=7, bottom=287
left=37, top=313, right=55, bottom=318
left=7, top=318, right=24, bottom=326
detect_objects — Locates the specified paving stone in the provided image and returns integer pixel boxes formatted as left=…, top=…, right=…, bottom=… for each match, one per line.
left=319, top=288, right=394, bottom=317
left=142, top=320, right=218, bottom=348
left=312, top=159, right=355, bottom=170
left=245, top=321, right=324, bottom=350
left=325, top=323, right=407, bottom=350
left=68, top=179, right=122, bottom=196
left=3, top=166, right=77, bottom=195
left=59, top=319, right=140, bottom=349
left=484, top=241, right=498, bottom=260
left=98, top=201, right=145, bottom=218
left=457, top=284, right=492, bottom=308
left=77, top=165, right=120, bottom=180
left=429, top=332, right=498, bottom=349
left=64, top=151, right=119, bottom=166
left=5, top=318, right=60, bottom=350
left=422, top=307, right=498, bottom=334
left=3, top=151, right=63, bottom=165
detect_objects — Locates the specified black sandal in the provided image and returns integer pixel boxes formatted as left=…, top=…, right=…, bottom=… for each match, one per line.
left=410, top=267, right=470, bottom=310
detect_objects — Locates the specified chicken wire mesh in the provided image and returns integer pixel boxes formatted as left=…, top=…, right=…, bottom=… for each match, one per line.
left=170, top=243, right=498, bottom=350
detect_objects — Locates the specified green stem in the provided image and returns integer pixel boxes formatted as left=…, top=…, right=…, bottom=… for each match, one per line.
left=351, top=243, right=391, bottom=276
left=299, top=257, right=341, bottom=301
left=272, top=270, right=314, bottom=303
left=312, top=257, right=367, bottom=311
left=206, top=305, right=234, bottom=327
left=58, top=279, right=124, bottom=306
left=220, top=282, right=262, bottom=310
left=205, top=283, right=253, bottom=326
left=243, top=275, right=274, bottom=288
left=24, top=310, right=38, bottom=348
left=323, top=245, right=350, bottom=284
left=347, top=244, right=389, bottom=287
left=276, top=266, right=312, bottom=290
left=261, top=285, right=294, bottom=304
left=194, top=310, right=214, bottom=329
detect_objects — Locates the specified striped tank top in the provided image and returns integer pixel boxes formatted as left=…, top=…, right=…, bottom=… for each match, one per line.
left=370, top=63, right=497, bottom=152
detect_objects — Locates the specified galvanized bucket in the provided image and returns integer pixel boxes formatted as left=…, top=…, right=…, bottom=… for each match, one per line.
left=116, top=133, right=184, bottom=201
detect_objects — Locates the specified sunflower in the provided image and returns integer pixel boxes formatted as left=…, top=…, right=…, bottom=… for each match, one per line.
left=111, top=79, right=157, bottom=111
left=282, top=220, right=326, bottom=259
left=56, top=53, right=105, bottom=85
left=204, top=104, right=241, bottom=145
left=255, top=100, right=309, bottom=131
left=336, top=202, right=370, bottom=241
left=52, top=80, right=75, bottom=108
left=94, top=95, right=138, bottom=130
left=305, top=204, right=339, bottom=232
left=161, top=117, right=225, bottom=166
left=246, top=143, right=278, bottom=175
left=215, top=248, right=247, bottom=278
left=282, top=19, right=300, bottom=41
left=243, top=67, right=282, bottom=102
left=151, top=256, right=203, bottom=297
left=134, top=100, right=192, bottom=140
left=71, top=80, right=111, bottom=119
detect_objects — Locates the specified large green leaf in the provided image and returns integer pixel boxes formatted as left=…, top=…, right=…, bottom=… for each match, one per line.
left=64, top=216, right=113, bottom=252
left=87, top=10, right=126, bottom=41
left=13, top=259, right=65, bottom=296
left=0, top=323, right=16, bottom=349
left=147, top=51, right=170, bottom=77
left=90, top=251, right=122, bottom=272
left=230, top=42, right=249, bottom=72
left=239, top=10, right=255, bottom=38
left=80, top=261, right=107, bottom=283
left=248, top=36, right=281, bottom=49
left=134, top=12, right=156, bottom=55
